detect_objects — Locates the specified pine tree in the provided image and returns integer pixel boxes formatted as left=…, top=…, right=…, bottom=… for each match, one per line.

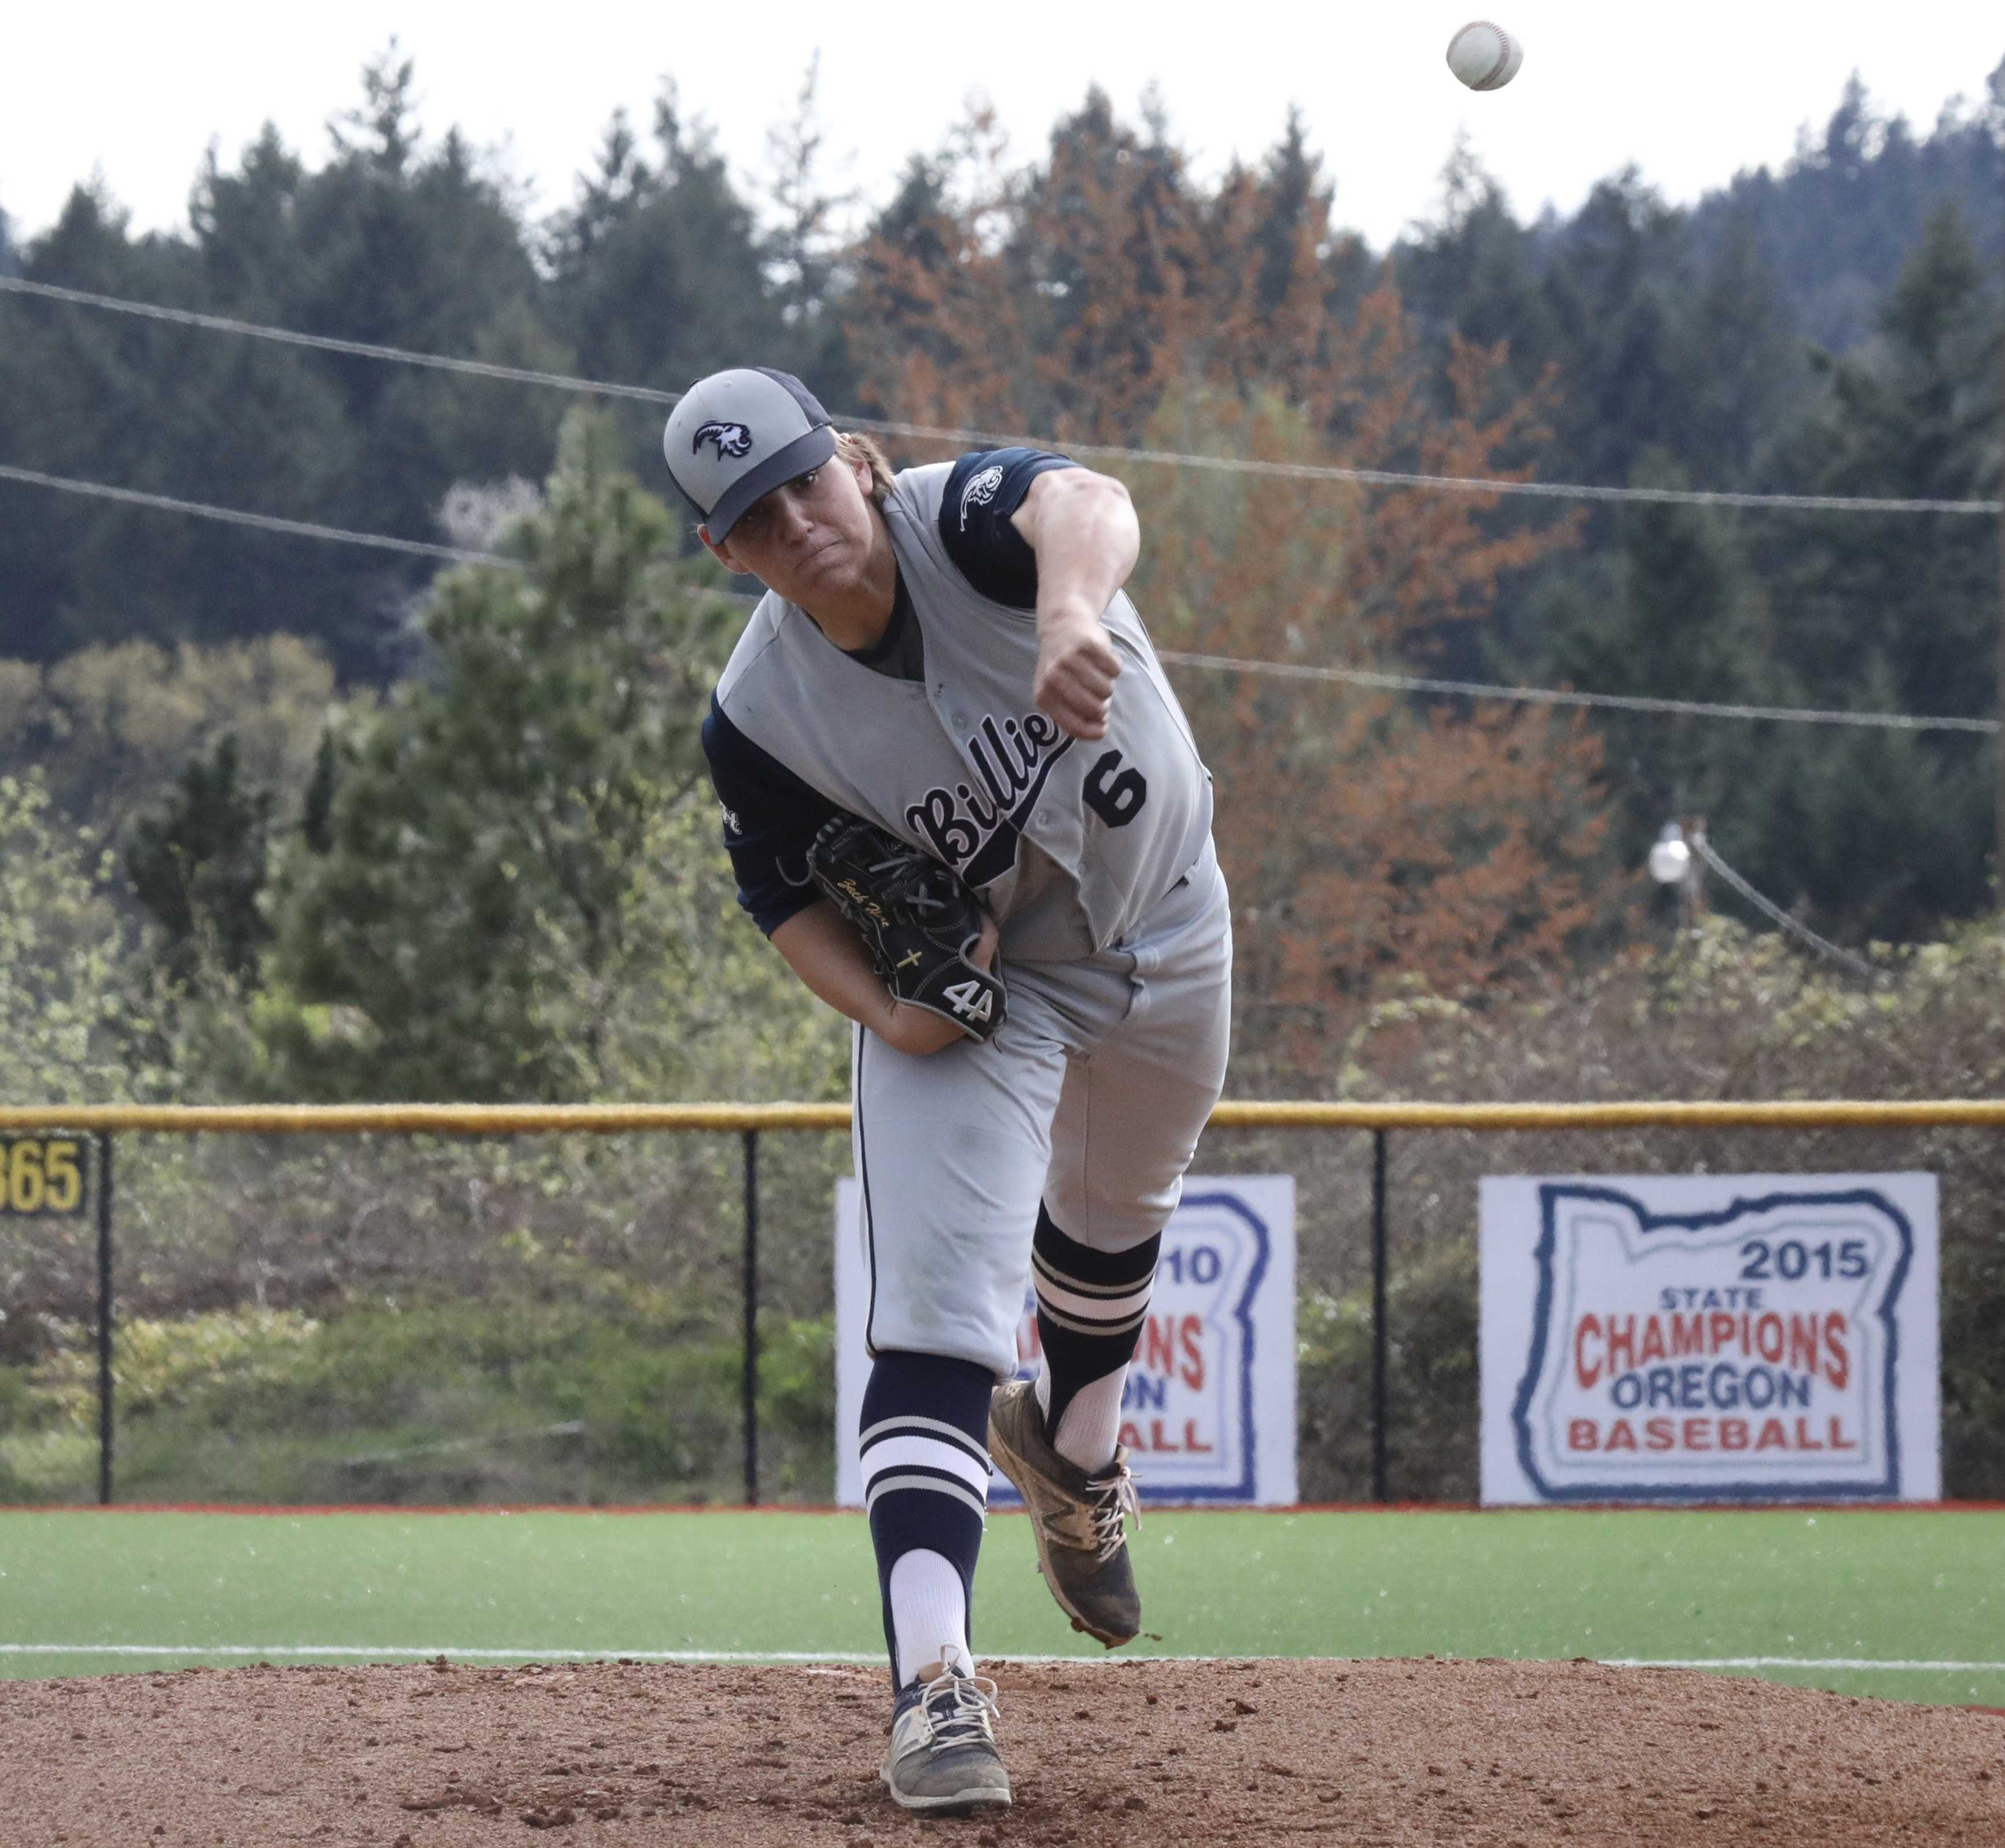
left=761, top=54, right=858, bottom=395
left=0, top=53, right=558, bottom=679
left=126, top=735, right=275, bottom=987
left=1533, top=455, right=1779, bottom=881
left=263, top=411, right=736, bottom=1100
left=547, top=83, right=790, bottom=446
left=1745, top=202, right=2003, bottom=938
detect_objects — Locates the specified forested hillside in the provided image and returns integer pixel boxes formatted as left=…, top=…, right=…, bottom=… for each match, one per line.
left=1, top=49, right=2002, bottom=1036
left=6, top=53, right=2005, bottom=1506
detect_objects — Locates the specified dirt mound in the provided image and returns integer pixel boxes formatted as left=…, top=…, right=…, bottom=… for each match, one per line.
left=2, top=1655, right=2000, bottom=1846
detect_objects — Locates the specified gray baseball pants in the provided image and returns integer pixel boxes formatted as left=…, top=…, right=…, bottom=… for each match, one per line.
left=851, top=841, right=1233, bottom=1377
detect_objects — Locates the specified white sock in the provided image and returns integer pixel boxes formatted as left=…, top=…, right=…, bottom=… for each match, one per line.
left=1039, top=1364, right=1129, bottom=1474
left=888, top=1549, right=970, bottom=1685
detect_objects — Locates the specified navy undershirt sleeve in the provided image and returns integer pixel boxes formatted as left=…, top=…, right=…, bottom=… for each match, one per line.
left=939, top=448, right=1077, bottom=608
left=701, top=696, right=843, bottom=936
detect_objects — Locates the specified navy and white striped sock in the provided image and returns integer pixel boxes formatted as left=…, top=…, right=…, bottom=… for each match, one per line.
left=860, top=1350, right=994, bottom=1687
left=1032, top=1205, right=1160, bottom=1472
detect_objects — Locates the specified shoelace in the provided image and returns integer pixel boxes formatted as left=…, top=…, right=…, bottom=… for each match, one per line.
left=921, top=1668, right=1003, bottom=1748
left=1083, top=1459, right=1142, bottom=1562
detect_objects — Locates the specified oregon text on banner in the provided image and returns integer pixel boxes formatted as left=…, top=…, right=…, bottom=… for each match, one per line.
left=1479, top=1174, right=1940, bottom=1505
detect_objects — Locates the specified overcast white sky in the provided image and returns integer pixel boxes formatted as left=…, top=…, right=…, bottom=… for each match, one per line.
left=3, top=4, right=2000, bottom=253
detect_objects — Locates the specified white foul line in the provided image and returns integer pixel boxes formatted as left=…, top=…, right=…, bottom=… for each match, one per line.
left=1602, top=1657, right=2005, bottom=1673
left=4, top=1646, right=2005, bottom=1674
left=0, top=1646, right=885, bottom=1663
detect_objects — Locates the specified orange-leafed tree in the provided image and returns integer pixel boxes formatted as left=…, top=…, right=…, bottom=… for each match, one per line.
left=847, top=97, right=1613, bottom=1075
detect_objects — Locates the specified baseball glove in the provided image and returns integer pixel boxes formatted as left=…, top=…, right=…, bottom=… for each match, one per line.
left=805, top=814, right=1006, bottom=1043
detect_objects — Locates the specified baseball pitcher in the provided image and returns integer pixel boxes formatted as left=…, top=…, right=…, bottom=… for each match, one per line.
left=664, top=368, right=1231, bottom=1813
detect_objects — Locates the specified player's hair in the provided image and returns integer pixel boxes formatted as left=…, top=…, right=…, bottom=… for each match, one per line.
left=834, top=430, right=897, bottom=507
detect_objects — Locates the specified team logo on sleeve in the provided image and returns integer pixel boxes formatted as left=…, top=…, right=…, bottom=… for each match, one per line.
left=958, top=465, right=1006, bottom=531
left=694, top=420, right=755, bottom=459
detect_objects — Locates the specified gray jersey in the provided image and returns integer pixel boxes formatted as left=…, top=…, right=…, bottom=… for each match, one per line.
left=711, top=461, right=1213, bottom=961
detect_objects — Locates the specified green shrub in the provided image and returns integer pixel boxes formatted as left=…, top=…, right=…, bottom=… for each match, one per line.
left=1298, top=1245, right=1479, bottom=1504
left=1322, top=915, right=2005, bottom=1500
left=0, top=1293, right=837, bottom=1506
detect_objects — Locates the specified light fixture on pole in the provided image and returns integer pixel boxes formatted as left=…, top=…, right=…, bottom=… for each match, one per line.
left=1648, top=817, right=1708, bottom=930
left=1647, top=822, right=1691, bottom=888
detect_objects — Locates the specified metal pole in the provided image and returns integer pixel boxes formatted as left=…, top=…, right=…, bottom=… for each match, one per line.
left=741, top=1128, right=760, bottom=1508
left=1370, top=1128, right=1389, bottom=1505
left=95, top=1132, right=114, bottom=1507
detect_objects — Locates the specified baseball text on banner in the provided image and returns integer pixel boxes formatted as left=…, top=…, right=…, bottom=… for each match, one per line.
left=1480, top=1174, right=1940, bottom=1504
left=835, top=1176, right=1296, bottom=1506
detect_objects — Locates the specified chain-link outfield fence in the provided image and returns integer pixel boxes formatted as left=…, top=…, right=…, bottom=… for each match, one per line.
left=2, top=1100, right=2004, bottom=1510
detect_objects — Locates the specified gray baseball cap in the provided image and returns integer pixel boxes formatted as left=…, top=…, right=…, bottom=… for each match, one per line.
left=661, top=367, right=838, bottom=540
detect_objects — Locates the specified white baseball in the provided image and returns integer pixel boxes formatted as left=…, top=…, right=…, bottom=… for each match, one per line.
left=1446, top=20, right=1524, bottom=91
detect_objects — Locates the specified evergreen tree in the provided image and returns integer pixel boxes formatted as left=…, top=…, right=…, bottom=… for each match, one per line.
left=263, top=412, right=735, bottom=1100
left=0, top=51, right=559, bottom=679
left=1537, top=171, right=1688, bottom=498
left=1533, top=455, right=1780, bottom=883
left=1742, top=202, right=2003, bottom=939
left=0, top=184, right=205, bottom=661
left=1397, top=143, right=1557, bottom=419
left=1667, top=207, right=1804, bottom=488
left=761, top=54, right=859, bottom=397
left=301, top=729, right=337, bottom=855
left=1771, top=205, right=2000, bottom=715
left=270, top=49, right=564, bottom=651
left=1247, top=111, right=1332, bottom=322
left=126, top=735, right=274, bottom=986
left=547, top=84, right=791, bottom=461
left=1691, top=67, right=2005, bottom=352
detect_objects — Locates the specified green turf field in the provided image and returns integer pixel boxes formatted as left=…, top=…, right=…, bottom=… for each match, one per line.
left=2, top=1508, right=2001, bottom=1705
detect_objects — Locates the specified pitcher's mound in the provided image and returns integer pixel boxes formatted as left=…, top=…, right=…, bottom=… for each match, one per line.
left=3, top=1655, right=2001, bottom=1846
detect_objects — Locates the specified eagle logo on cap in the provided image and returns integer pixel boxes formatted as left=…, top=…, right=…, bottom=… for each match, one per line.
left=693, top=420, right=755, bottom=459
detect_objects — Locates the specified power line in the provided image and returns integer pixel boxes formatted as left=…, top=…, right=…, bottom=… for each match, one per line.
left=0, top=276, right=680, bottom=408
left=1154, top=649, right=2001, bottom=735
left=0, top=462, right=500, bottom=567
left=5, top=273, right=1999, bottom=518
left=2, top=459, right=1989, bottom=738
left=874, top=428, right=2005, bottom=517
left=1691, top=834, right=1878, bottom=980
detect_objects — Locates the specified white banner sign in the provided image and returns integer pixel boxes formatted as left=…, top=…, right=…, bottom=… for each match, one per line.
left=835, top=1176, right=1296, bottom=1506
left=1481, top=1174, right=1939, bottom=1505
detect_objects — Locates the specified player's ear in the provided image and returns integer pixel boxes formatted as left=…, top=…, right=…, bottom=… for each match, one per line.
left=698, top=524, right=750, bottom=575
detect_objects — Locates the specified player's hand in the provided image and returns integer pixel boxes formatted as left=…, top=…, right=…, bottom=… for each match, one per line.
left=1033, top=605, right=1121, bottom=741
left=878, top=912, right=999, bottom=1056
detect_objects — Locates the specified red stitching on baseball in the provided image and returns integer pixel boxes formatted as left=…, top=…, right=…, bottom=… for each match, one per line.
left=1463, top=21, right=1513, bottom=90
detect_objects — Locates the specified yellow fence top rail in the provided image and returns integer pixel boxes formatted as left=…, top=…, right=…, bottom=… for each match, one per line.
left=0, top=1099, right=2003, bottom=1135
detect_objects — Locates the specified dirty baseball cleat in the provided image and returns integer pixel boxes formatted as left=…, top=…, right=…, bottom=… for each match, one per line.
left=988, top=1377, right=1142, bottom=1647
left=880, top=1645, right=1012, bottom=1812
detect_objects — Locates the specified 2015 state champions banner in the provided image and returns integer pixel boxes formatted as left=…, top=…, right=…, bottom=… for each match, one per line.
left=1480, top=1174, right=1939, bottom=1504
left=834, top=1176, right=1297, bottom=1506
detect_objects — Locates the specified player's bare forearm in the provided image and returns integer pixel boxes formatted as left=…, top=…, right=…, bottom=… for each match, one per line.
left=1012, top=469, right=1138, bottom=741
left=770, top=900, right=996, bottom=1057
